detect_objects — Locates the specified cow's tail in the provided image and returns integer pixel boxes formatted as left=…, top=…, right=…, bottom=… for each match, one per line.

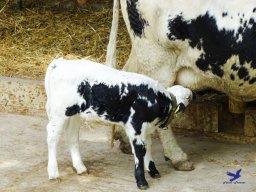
left=105, top=0, right=119, bottom=68
left=105, top=0, right=119, bottom=146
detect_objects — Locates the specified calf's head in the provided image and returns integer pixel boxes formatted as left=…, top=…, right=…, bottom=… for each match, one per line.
left=167, top=85, right=194, bottom=113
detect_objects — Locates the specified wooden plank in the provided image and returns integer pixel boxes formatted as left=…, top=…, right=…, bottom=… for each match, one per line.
left=170, top=103, right=198, bottom=130
left=171, top=101, right=221, bottom=133
left=196, top=102, right=221, bottom=133
left=244, top=107, right=256, bottom=136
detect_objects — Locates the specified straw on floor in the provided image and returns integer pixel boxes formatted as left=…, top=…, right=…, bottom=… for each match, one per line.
left=0, top=0, right=130, bottom=80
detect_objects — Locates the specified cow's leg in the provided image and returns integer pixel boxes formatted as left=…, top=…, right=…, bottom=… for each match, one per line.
left=113, top=125, right=132, bottom=154
left=65, top=115, right=87, bottom=175
left=144, top=133, right=160, bottom=178
left=157, top=128, right=194, bottom=171
left=122, top=39, right=194, bottom=170
left=47, top=118, right=66, bottom=180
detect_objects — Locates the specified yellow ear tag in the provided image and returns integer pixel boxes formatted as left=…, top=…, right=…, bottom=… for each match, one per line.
left=174, top=105, right=180, bottom=114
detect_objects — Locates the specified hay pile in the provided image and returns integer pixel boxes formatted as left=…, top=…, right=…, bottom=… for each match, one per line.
left=0, top=0, right=130, bottom=80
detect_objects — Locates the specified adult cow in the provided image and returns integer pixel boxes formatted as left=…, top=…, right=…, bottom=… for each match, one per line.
left=106, top=0, right=256, bottom=170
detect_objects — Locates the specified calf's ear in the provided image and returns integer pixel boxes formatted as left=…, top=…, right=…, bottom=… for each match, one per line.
left=174, top=103, right=186, bottom=114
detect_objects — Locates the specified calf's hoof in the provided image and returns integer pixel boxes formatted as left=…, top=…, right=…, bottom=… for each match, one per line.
left=172, top=160, right=194, bottom=171
left=75, top=164, right=88, bottom=175
left=49, top=177, right=61, bottom=183
left=137, top=183, right=149, bottom=190
left=77, top=169, right=89, bottom=176
left=136, top=177, right=149, bottom=190
left=149, top=172, right=161, bottom=179
left=148, top=161, right=161, bottom=178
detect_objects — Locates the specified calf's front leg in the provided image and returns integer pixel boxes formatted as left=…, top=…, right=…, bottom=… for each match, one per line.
left=131, top=137, right=148, bottom=190
left=114, top=125, right=194, bottom=171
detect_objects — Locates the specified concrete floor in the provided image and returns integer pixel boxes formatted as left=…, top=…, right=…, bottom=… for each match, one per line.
left=0, top=112, right=256, bottom=192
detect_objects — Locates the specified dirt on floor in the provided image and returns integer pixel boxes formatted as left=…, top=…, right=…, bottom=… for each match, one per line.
left=1, top=112, right=256, bottom=192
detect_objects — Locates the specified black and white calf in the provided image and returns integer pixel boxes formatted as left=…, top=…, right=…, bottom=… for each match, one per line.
left=45, top=58, right=193, bottom=189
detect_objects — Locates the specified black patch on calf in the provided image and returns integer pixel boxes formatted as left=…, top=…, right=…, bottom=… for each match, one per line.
left=77, top=82, right=137, bottom=123
left=243, top=21, right=248, bottom=28
left=80, top=103, right=86, bottom=112
left=126, top=0, right=148, bottom=38
left=222, top=12, right=228, bottom=17
left=167, top=12, right=256, bottom=78
left=68, top=81, right=172, bottom=133
left=249, top=18, right=255, bottom=25
left=78, top=81, right=91, bottom=110
left=65, top=104, right=80, bottom=116
left=240, top=18, right=243, bottom=24
left=131, top=90, right=173, bottom=134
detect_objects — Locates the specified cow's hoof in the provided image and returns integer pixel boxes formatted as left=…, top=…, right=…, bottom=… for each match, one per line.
left=137, top=184, right=149, bottom=190
left=172, top=160, right=194, bottom=171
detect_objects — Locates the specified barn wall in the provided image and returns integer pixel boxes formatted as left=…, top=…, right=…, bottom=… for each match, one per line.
left=0, top=77, right=46, bottom=116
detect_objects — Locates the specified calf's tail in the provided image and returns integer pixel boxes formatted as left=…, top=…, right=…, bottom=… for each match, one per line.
left=44, top=58, right=63, bottom=116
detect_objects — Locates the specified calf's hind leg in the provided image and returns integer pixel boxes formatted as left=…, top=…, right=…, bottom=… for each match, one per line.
left=47, top=118, right=66, bottom=180
left=144, top=134, right=160, bottom=178
left=65, top=115, right=87, bottom=175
